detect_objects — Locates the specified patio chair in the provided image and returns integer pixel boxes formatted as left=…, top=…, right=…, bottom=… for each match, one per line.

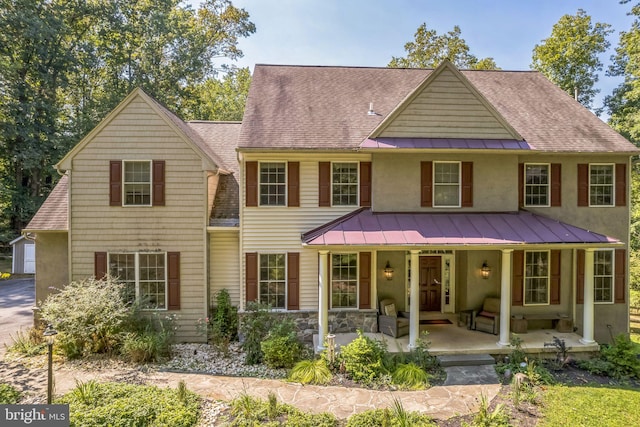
left=378, top=298, right=409, bottom=338
left=472, top=297, right=501, bottom=335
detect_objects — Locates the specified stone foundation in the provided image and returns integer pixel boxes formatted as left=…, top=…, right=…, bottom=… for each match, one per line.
left=238, top=310, right=378, bottom=343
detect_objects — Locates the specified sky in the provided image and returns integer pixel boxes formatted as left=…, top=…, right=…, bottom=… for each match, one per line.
left=195, top=0, right=637, bottom=112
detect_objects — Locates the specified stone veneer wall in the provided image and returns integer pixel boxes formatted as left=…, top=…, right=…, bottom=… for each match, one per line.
left=238, top=310, right=378, bottom=343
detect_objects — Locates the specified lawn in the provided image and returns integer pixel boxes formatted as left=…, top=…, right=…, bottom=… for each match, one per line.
left=540, top=385, right=640, bottom=427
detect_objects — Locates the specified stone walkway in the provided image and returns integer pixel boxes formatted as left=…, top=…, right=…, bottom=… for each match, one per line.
left=47, top=365, right=501, bottom=421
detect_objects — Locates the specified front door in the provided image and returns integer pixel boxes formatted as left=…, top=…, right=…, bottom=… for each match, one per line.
left=419, top=256, right=441, bottom=311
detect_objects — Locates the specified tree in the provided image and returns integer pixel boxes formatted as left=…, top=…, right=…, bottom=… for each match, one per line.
left=604, top=1, right=640, bottom=144
left=388, top=23, right=499, bottom=70
left=0, top=0, right=255, bottom=238
left=531, top=9, right=613, bottom=109
left=186, top=67, right=252, bottom=121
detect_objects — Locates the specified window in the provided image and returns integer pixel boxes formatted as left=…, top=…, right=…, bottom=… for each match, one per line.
left=332, top=163, right=358, bottom=206
left=524, top=251, right=549, bottom=305
left=124, top=161, right=151, bottom=206
left=259, top=162, right=286, bottom=206
left=109, top=252, right=167, bottom=309
left=590, top=164, right=614, bottom=206
left=434, top=162, right=460, bottom=207
left=594, top=250, right=614, bottom=303
left=331, top=253, right=357, bottom=308
left=525, top=164, right=549, bottom=206
left=259, top=253, right=286, bottom=308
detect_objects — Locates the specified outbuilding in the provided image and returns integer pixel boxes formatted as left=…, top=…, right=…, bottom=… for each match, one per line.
left=9, top=236, right=35, bottom=274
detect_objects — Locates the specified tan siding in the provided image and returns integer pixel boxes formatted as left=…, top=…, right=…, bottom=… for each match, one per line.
left=69, top=95, right=207, bottom=341
left=380, top=68, right=514, bottom=139
left=209, top=230, right=240, bottom=306
left=241, top=154, right=371, bottom=309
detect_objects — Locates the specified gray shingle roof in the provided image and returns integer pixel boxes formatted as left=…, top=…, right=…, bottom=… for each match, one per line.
left=188, top=121, right=241, bottom=225
left=238, top=64, right=637, bottom=153
left=25, top=174, right=68, bottom=231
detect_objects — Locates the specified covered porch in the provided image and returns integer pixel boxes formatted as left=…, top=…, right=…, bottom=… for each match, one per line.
left=313, top=320, right=600, bottom=356
left=303, top=209, right=623, bottom=352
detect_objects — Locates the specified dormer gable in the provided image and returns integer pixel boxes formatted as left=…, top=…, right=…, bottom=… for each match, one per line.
left=369, top=60, right=523, bottom=141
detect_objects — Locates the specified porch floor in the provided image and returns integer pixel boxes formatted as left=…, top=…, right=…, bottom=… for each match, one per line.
left=314, top=315, right=600, bottom=357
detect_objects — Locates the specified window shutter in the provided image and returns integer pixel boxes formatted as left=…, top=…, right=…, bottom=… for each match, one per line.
left=287, top=252, right=300, bottom=310
left=550, top=250, right=561, bottom=305
left=245, top=161, right=258, bottom=207
left=551, top=163, right=561, bottom=207
left=512, top=250, right=524, bottom=306
left=518, top=163, right=524, bottom=208
left=461, top=161, right=473, bottom=207
left=577, top=250, right=585, bottom=304
left=95, top=252, right=107, bottom=279
left=615, top=163, right=626, bottom=207
left=358, top=252, right=371, bottom=309
left=288, top=162, right=300, bottom=207
left=245, top=252, right=258, bottom=302
left=152, top=160, right=165, bottom=206
left=615, top=249, right=626, bottom=303
left=421, top=161, right=432, bottom=207
left=319, top=162, right=331, bottom=207
left=167, top=252, right=180, bottom=310
left=577, top=164, right=589, bottom=207
left=360, top=162, right=372, bottom=207
left=109, top=161, right=122, bottom=206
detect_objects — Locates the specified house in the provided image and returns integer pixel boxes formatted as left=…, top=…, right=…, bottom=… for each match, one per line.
left=9, top=235, right=35, bottom=274
left=25, top=61, right=638, bottom=349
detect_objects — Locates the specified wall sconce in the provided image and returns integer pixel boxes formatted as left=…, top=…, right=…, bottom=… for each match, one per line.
left=481, top=261, right=491, bottom=279
left=383, top=261, right=394, bottom=280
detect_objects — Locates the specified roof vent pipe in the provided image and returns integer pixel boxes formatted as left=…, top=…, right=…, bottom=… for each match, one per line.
left=367, top=102, right=376, bottom=116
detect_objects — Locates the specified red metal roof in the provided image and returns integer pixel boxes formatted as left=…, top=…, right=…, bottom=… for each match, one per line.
left=302, top=209, right=620, bottom=246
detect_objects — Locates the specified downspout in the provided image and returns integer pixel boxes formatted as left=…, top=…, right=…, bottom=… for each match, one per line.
left=237, top=150, right=245, bottom=311
left=55, top=166, right=73, bottom=283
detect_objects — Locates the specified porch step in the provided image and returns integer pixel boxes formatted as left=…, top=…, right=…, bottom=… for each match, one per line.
left=437, top=354, right=496, bottom=367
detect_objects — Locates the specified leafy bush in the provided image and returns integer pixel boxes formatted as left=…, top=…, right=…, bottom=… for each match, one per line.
left=261, top=318, right=303, bottom=369
left=212, top=289, right=238, bottom=341
left=392, top=362, right=430, bottom=389
left=57, top=381, right=200, bottom=427
left=239, top=301, right=275, bottom=365
left=464, top=394, right=509, bottom=427
left=288, top=359, right=333, bottom=385
left=346, top=399, right=435, bottom=426
left=338, top=330, right=388, bottom=385
left=121, top=313, right=176, bottom=363
left=0, top=383, right=21, bottom=404
left=227, top=392, right=337, bottom=426
left=39, top=276, right=133, bottom=358
left=579, top=334, right=640, bottom=379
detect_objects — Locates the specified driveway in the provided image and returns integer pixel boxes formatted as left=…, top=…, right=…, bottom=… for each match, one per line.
left=0, top=277, right=35, bottom=356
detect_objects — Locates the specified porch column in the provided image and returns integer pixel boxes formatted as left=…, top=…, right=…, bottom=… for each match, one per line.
left=408, top=250, right=420, bottom=349
left=498, top=249, right=513, bottom=346
left=580, top=248, right=596, bottom=344
left=317, top=250, right=329, bottom=351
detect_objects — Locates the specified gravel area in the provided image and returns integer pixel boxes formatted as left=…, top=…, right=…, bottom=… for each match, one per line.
left=158, top=342, right=288, bottom=379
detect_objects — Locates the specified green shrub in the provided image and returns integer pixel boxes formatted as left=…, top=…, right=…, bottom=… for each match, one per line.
left=392, top=362, right=430, bottom=389
left=338, top=330, right=388, bottom=385
left=121, top=313, right=176, bottom=363
left=212, top=289, right=238, bottom=341
left=345, top=403, right=435, bottom=426
left=239, top=301, right=274, bottom=364
left=464, top=394, right=510, bottom=427
left=39, top=276, right=133, bottom=358
left=289, top=359, right=333, bottom=385
left=58, top=381, right=200, bottom=427
left=227, top=392, right=337, bottom=426
left=580, top=334, right=640, bottom=379
left=261, top=318, right=302, bottom=369
left=0, top=383, right=21, bottom=404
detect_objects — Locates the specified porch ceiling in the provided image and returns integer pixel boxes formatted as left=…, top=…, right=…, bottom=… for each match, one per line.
left=301, top=209, right=620, bottom=247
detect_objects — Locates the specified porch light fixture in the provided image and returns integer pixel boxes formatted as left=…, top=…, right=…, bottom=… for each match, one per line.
left=383, top=261, right=394, bottom=280
left=481, top=261, right=491, bottom=279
